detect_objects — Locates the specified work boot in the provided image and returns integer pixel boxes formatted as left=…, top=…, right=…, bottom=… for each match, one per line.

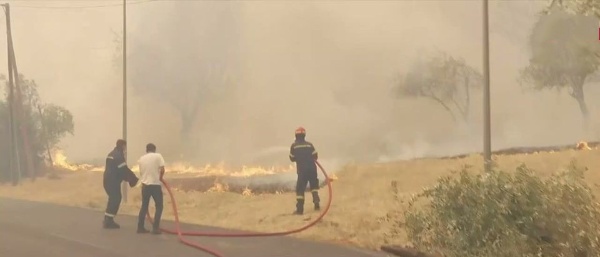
left=137, top=227, right=150, bottom=234
left=311, top=191, right=321, bottom=210
left=103, top=217, right=120, bottom=229
left=295, top=198, right=304, bottom=215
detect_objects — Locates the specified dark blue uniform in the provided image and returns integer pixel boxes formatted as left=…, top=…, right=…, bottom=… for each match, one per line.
left=103, top=146, right=138, bottom=229
left=289, top=139, right=320, bottom=214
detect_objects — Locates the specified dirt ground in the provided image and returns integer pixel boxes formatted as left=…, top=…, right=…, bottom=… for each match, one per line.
left=1, top=149, right=599, bottom=251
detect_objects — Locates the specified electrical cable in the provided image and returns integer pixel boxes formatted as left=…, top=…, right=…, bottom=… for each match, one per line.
left=10, top=0, right=157, bottom=9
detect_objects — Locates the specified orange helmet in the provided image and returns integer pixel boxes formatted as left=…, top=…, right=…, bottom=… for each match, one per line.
left=295, top=127, right=306, bottom=135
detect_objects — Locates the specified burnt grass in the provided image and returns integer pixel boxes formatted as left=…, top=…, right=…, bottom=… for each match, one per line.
left=167, top=173, right=331, bottom=194
left=167, top=141, right=598, bottom=195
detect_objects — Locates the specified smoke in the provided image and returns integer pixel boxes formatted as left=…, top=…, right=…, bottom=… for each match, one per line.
left=1, top=0, right=598, bottom=168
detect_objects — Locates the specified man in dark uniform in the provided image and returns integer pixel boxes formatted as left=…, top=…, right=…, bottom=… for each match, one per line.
left=289, top=127, right=320, bottom=215
left=103, top=139, right=139, bottom=229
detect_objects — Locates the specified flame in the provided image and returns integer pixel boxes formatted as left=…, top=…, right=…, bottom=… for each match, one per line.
left=51, top=150, right=103, bottom=172
left=132, top=162, right=296, bottom=177
left=576, top=141, right=592, bottom=150
left=328, top=174, right=339, bottom=182
left=50, top=150, right=336, bottom=195
left=207, top=181, right=229, bottom=192
left=50, top=150, right=296, bottom=177
left=241, top=187, right=253, bottom=196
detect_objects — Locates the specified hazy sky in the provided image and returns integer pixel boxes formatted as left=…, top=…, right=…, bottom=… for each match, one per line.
left=0, top=0, right=598, bottom=166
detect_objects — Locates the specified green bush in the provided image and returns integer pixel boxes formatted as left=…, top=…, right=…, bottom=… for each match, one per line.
left=399, top=161, right=600, bottom=257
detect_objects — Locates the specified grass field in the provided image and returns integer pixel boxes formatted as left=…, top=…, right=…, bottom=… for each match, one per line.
left=0, top=147, right=599, bottom=251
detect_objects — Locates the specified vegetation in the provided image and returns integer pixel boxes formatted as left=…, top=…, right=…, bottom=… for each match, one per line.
left=546, top=0, right=600, bottom=18
left=131, top=60, right=232, bottom=145
left=0, top=74, right=74, bottom=183
left=396, top=51, right=482, bottom=123
left=520, top=10, right=600, bottom=130
left=111, top=23, right=236, bottom=158
left=396, top=161, right=600, bottom=257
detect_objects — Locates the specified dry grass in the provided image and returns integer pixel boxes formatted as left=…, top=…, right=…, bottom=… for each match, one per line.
left=1, top=149, right=599, bottom=251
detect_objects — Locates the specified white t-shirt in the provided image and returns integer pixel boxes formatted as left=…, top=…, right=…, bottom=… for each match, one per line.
left=138, top=152, right=166, bottom=185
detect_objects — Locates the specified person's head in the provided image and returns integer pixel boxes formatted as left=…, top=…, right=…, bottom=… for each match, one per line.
left=116, top=139, right=127, bottom=152
left=146, top=143, right=156, bottom=153
left=295, top=127, right=306, bottom=141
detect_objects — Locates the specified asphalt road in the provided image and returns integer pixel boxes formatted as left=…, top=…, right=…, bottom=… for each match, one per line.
left=0, top=197, right=386, bottom=257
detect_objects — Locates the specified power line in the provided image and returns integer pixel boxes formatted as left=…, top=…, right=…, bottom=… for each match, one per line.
left=9, top=0, right=157, bottom=9
left=7, top=0, right=552, bottom=7
left=8, top=0, right=552, bottom=0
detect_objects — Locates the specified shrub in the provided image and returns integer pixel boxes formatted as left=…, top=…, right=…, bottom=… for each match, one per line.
left=397, top=161, right=600, bottom=257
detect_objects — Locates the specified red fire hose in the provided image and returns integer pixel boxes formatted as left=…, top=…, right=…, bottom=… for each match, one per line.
left=147, top=161, right=333, bottom=257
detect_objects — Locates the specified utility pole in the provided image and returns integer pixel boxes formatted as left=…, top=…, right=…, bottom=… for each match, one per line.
left=6, top=4, right=35, bottom=181
left=2, top=3, right=19, bottom=185
left=3, top=3, right=21, bottom=185
left=121, top=0, right=128, bottom=203
left=482, top=0, right=492, bottom=172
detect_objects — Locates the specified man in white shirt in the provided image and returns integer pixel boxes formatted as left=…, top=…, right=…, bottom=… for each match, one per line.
left=136, top=143, right=166, bottom=234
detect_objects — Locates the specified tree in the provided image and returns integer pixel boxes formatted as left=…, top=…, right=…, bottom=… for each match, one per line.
left=546, top=0, right=600, bottom=18
left=124, top=2, right=241, bottom=157
left=519, top=10, right=600, bottom=130
left=16, top=75, right=75, bottom=156
left=37, top=104, right=74, bottom=149
left=0, top=74, right=74, bottom=182
left=396, top=51, right=483, bottom=123
left=128, top=42, right=233, bottom=145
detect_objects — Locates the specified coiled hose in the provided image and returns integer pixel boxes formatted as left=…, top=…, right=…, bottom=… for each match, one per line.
left=147, top=161, right=333, bottom=257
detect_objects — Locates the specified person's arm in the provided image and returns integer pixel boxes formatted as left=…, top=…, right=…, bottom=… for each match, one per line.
left=289, top=144, right=296, bottom=162
left=114, top=153, right=131, bottom=175
left=116, top=153, right=138, bottom=186
left=311, top=144, right=318, bottom=161
left=104, top=154, right=112, bottom=173
left=115, top=153, right=128, bottom=171
left=159, top=154, right=166, bottom=181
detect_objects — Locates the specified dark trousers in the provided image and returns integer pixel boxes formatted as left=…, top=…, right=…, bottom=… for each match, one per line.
left=137, top=184, right=164, bottom=230
left=295, top=170, right=320, bottom=211
left=104, top=181, right=122, bottom=218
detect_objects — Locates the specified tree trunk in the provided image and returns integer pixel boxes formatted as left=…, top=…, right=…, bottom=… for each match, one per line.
left=428, top=96, right=457, bottom=122
left=179, top=115, right=196, bottom=159
left=180, top=120, right=192, bottom=142
left=463, top=76, right=471, bottom=123
left=570, top=82, right=590, bottom=135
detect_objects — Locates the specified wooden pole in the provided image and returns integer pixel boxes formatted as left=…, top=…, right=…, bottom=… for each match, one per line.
left=121, top=0, right=128, bottom=202
left=482, top=0, right=492, bottom=172
left=3, top=3, right=21, bottom=184
left=6, top=4, right=36, bottom=181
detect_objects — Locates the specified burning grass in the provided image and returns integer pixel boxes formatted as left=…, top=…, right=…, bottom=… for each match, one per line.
left=50, top=149, right=338, bottom=194
left=51, top=149, right=296, bottom=177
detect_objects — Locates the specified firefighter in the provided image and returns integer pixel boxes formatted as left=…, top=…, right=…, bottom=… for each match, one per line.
left=103, top=139, right=139, bottom=229
left=289, top=127, right=320, bottom=215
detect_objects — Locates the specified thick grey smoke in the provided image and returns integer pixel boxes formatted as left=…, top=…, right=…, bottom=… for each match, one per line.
left=1, top=1, right=597, bottom=168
